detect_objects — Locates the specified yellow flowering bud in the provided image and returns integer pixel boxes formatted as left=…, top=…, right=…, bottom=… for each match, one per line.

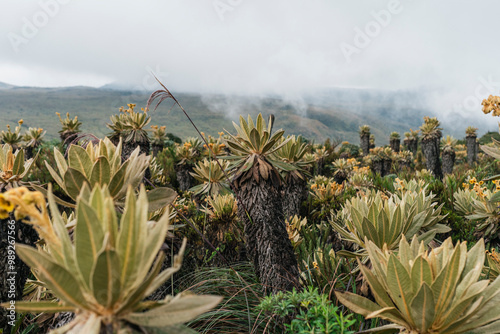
left=0, top=209, right=9, bottom=219
left=0, top=195, right=14, bottom=212
left=21, top=192, right=39, bottom=205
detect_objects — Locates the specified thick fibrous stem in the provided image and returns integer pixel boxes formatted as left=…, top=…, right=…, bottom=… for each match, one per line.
left=315, top=158, right=324, bottom=176
left=408, top=138, right=418, bottom=155
left=390, top=139, right=400, bottom=153
left=151, top=143, right=164, bottom=157
left=466, top=135, right=477, bottom=165
left=233, top=164, right=300, bottom=295
left=422, top=137, right=442, bottom=179
left=121, top=141, right=150, bottom=161
left=360, top=134, right=370, bottom=156
left=282, top=176, right=308, bottom=219
left=176, top=165, right=194, bottom=192
left=442, top=149, right=455, bottom=175
left=372, top=160, right=384, bottom=176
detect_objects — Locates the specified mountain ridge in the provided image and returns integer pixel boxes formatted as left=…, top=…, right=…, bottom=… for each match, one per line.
left=0, top=84, right=490, bottom=145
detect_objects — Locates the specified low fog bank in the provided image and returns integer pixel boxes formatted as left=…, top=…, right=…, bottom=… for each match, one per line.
left=200, top=87, right=498, bottom=141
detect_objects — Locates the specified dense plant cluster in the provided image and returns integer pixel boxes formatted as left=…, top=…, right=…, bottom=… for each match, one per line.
left=2, top=91, right=500, bottom=333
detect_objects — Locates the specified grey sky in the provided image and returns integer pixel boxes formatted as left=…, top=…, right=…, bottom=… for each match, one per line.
left=0, top=0, right=499, bottom=126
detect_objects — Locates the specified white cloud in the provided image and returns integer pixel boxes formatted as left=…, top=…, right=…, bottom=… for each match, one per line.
left=0, top=0, right=498, bottom=116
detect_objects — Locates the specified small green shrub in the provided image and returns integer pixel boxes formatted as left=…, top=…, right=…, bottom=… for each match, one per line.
left=259, top=287, right=356, bottom=334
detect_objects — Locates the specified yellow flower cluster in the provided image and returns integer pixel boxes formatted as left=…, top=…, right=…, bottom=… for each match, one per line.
left=311, top=181, right=344, bottom=200
left=201, top=134, right=227, bottom=156
left=312, top=261, right=320, bottom=270
left=352, top=166, right=370, bottom=175
left=494, top=179, right=500, bottom=192
left=0, top=195, right=14, bottom=219
left=55, top=112, right=78, bottom=125
left=472, top=179, right=489, bottom=199
left=463, top=177, right=500, bottom=197
left=488, top=249, right=500, bottom=264
left=473, top=184, right=486, bottom=198
left=395, top=178, right=405, bottom=191
left=347, top=158, right=359, bottom=166
left=482, top=95, right=500, bottom=116
left=0, top=187, right=60, bottom=247
left=119, top=103, right=138, bottom=115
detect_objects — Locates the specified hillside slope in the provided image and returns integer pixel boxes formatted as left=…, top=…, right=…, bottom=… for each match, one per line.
left=0, top=85, right=443, bottom=145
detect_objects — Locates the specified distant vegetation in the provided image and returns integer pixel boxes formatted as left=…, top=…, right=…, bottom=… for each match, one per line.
left=2, top=84, right=500, bottom=333
left=0, top=84, right=475, bottom=145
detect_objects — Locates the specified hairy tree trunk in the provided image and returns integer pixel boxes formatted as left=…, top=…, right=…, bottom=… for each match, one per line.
left=0, top=214, right=39, bottom=332
left=24, top=144, right=41, bottom=160
left=176, top=165, right=194, bottom=192
left=403, top=138, right=410, bottom=151
left=390, top=139, right=400, bottom=153
left=206, top=217, right=246, bottom=267
left=333, top=170, right=348, bottom=185
left=282, top=176, right=308, bottom=220
left=315, top=158, right=325, bottom=176
left=25, top=146, right=34, bottom=160
left=372, top=160, right=384, bottom=176
left=442, top=149, right=455, bottom=175
left=360, top=134, right=370, bottom=156
left=121, top=141, right=150, bottom=161
left=407, top=139, right=418, bottom=155
left=383, top=158, right=392, bottom=176
left=233, top=173, right=300, bottom=295
left=151, top=143, right=164, bottom=157
left=422, top=137, right=442, bottom=179
left=466, top=135, right=477, bottom=165
left=400, top=160, right=411, bottom=170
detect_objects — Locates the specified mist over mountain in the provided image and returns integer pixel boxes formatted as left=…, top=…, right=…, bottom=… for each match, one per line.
left=1, top=1, right=499, bottom=141
left=0, top=81, right=495, bottom=146
left=0, top=82, right=13, bottom=89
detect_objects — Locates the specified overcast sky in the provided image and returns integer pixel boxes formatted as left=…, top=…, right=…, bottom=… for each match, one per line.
left=0, top=0, right=499, bottom=125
